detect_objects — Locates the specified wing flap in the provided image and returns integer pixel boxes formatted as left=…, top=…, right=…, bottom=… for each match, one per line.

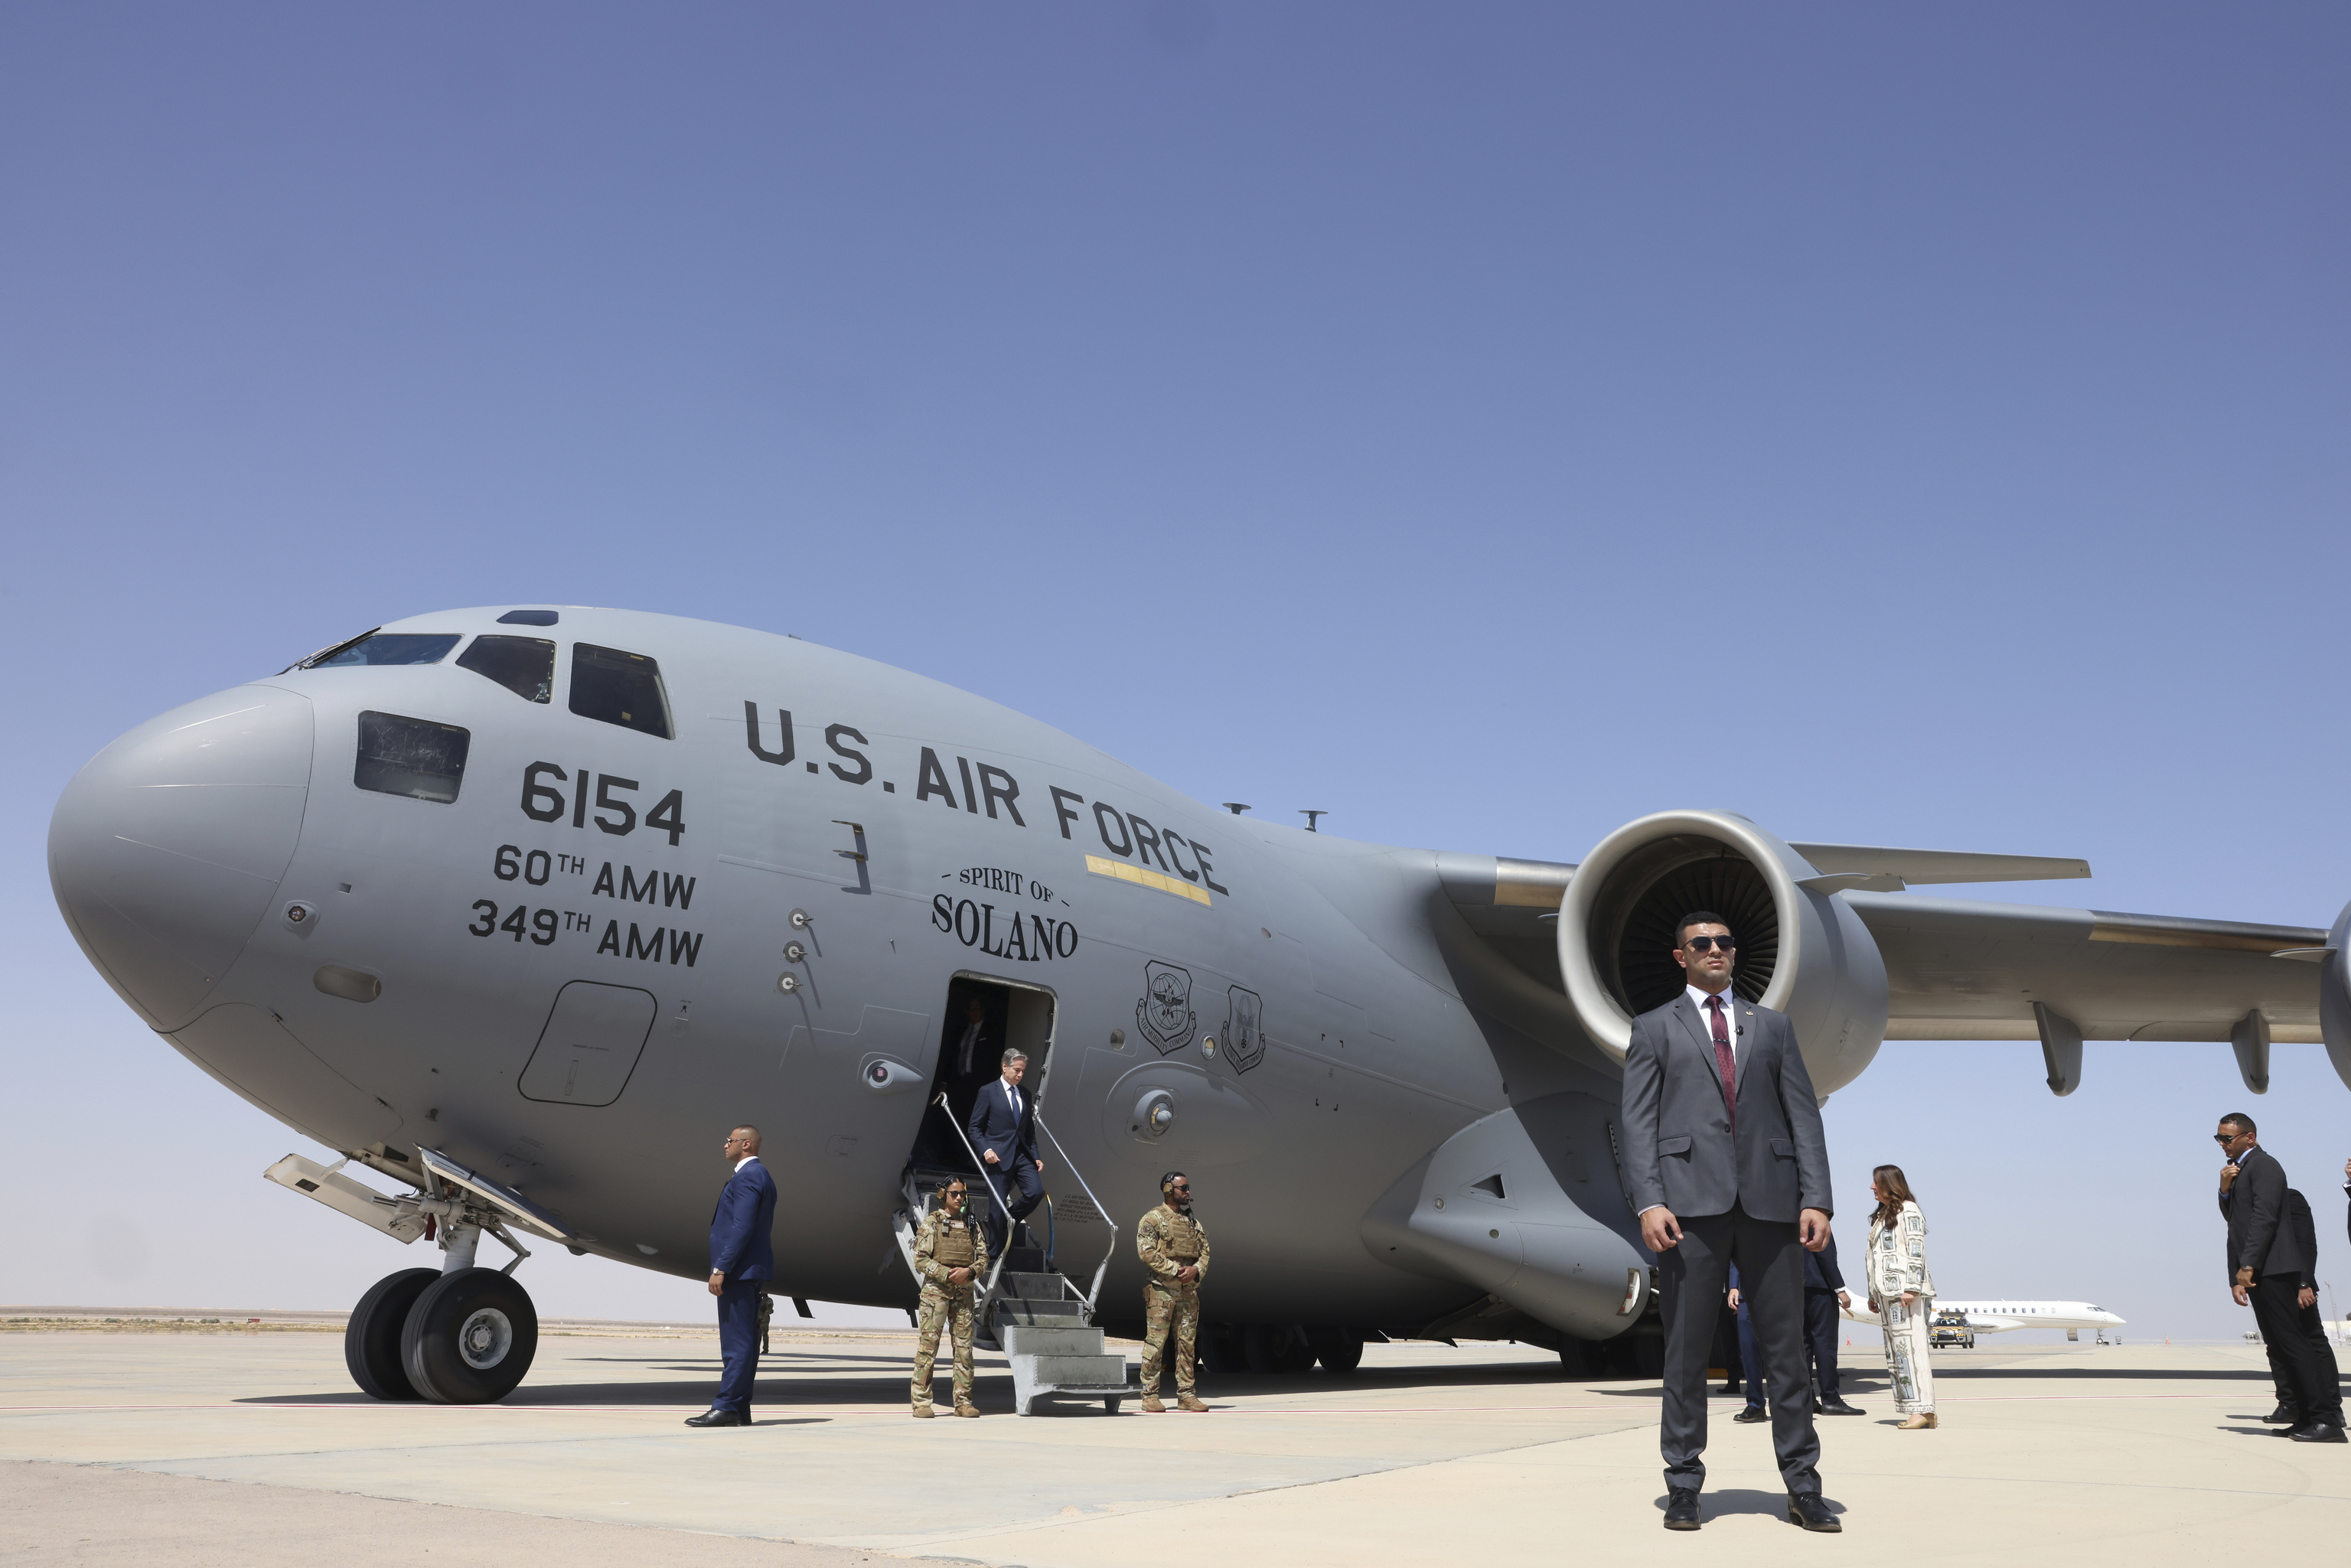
left=1850, top=892, right=2327, bottom=1043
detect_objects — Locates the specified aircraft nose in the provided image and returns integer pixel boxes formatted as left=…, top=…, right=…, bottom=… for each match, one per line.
left=48, top=684, right=314, bottom=1029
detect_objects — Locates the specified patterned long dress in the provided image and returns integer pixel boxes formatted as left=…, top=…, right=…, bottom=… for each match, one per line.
left=1867, top=1201, right=1936, bottom=1415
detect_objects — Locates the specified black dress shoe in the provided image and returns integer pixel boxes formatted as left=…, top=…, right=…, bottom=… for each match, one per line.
left=2287, top=1421, right=2349, bottom=1443
left=683, top=1408, right=748, bottom=1427
left=1787, top=1493, right=1841, bottom=1532
left=1733, top=1405, right=1769, bottom=1423
left=1818, top=1397, right=1866, bottom=1416
left=2264, top=1403, right=2302, bottom=1425
left=1662, top=1487, right=1701, bottom=1530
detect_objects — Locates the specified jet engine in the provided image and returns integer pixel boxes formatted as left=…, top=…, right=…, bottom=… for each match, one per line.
left=1557, top=810, right=1888, bottom=1096
left=2322, top=898, right=2351, bottom=1093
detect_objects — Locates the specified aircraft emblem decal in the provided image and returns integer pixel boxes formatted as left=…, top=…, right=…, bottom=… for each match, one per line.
left=1136, top=961, right=1196, bottom=1055
left=1224, top=986, right=1266, bottom=1073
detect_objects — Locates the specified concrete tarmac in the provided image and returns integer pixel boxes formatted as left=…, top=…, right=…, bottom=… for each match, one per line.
left=4, top=1322, right=2346, bottom=1565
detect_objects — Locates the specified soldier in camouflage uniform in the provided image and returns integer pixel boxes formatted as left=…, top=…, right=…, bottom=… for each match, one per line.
left=910, top=1176, right=990, bottom=1417
left=1136, top=1171, right=1211, bottom=1413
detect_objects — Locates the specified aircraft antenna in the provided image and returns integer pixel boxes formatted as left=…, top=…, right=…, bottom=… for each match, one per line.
left=1299, top=810, right=1327, bottom=833
left=1221, top=803, right=1250, bottom=815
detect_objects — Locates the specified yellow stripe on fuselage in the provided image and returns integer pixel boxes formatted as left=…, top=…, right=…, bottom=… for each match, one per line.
left=1084, top=854, right=1211, bottom=908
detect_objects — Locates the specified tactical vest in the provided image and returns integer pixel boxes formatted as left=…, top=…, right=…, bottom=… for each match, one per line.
left=1161, top=1211, right=1203, bottom=1262
left=934, top=1218, right=975, bottom=1269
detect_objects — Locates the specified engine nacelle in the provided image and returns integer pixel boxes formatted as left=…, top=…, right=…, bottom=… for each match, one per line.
left=1557, top=810, right=1888, bottom=1096
left=2321, top=899, right=2351, bottom=1093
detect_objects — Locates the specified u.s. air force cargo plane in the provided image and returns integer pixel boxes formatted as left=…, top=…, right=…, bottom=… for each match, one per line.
left=45, top=607, right=2351, bottom=1406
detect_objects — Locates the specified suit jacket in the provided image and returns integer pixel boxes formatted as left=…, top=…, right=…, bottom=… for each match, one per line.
left=2284, top=1189, right=2320, bottom=1289
left=951, top=1019, right=997, bottom=1079
left=2218, top=1145, right=2308, bottom=1283
left=967, top=1076, right=1039, bottom=1169
left=1731, top=1233, right=1847, bottom=1296
left=707, top=1157, right=778, bottom=1280
left=1805, top=1231, right=1845, bottom=1292
left=1620, top=990, right=1831, bottom=1224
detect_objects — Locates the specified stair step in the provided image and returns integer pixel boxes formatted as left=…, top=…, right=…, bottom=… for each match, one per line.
left=1020, top=1352, right=1129, bottom=1385
left=999, top=1323, right=1104, bottom=1356
left=999, top=1271, right=1068, bottom=1299
left=992, top=1300, right=1086, bottom=1325
left=1000, top=1245, right=1046, bottom=1272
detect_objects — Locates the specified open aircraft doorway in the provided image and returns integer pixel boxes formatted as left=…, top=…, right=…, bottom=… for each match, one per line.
left=911, top=973, right=1056, bottom=1182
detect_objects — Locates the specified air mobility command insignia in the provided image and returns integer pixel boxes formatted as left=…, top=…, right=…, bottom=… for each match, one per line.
left=1137, top=961, right=1196, bottom=1055
left=1223, top=986, right=1266, bottom=1073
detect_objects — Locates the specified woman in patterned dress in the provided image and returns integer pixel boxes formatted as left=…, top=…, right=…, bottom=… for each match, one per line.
left=1867, top=1165, right=1938, bottom=1429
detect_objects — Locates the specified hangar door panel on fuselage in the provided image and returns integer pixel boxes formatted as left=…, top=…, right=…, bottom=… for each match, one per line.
left=520, top=981, right=658, bottom=1107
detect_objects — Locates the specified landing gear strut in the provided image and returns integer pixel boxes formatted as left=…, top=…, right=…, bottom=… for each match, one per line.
left=294, top=1146, right=570, bottom=1405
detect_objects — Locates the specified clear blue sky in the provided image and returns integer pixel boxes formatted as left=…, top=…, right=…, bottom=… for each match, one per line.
left=4, top=4, right=2346, bottom=1338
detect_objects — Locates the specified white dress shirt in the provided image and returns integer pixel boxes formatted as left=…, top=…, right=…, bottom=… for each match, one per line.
left=1000, top=1077, right=1022, bottom=1121
left=1687, top=984, right=1742, bottom=1066
left=735, top=1154, right=760, bottom=1173
left=957, top=1019, right=983, bottom=1075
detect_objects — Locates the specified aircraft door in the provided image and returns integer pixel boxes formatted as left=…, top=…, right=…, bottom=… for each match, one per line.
left=913, top=974, right=1056, bottom=1175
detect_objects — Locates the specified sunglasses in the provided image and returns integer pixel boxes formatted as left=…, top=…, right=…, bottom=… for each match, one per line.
left=1683, top=936, right=1736, bottom=953
left=2212, top=1133, right=2243, bottom=1145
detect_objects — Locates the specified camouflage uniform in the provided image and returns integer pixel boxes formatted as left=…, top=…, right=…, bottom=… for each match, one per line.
left=1136, top=1201, right=1210, bottom=1403
left=911, top=1202, right=990, bottom=1414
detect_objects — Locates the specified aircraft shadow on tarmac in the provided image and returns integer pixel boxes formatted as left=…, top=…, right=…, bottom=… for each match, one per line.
left=236, top=1351, right=1700, bottom=1410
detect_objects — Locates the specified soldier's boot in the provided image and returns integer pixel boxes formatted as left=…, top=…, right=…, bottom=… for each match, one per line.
left=911, top=1402, right=936, bottom=1418
left=1177, top=1393, right=1209, bottom=1413
left=1140, top=1391, right=1166, bottom=1413
left=953, top=1403, right=980, bottom=1419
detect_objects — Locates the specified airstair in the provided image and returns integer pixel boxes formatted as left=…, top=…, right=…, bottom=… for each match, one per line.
left=893, top=1097, right=1137, bottom=1415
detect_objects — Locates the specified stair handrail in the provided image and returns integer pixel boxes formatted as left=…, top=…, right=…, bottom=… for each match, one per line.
left=1032, top=1112, right=1120, bottom=1317
left=928, top=1092, right=1016, bottom=1306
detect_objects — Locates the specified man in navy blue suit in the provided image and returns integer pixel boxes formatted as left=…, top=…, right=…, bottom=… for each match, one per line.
left=686, top=1123, right=778, bottom=1427
left=1730, top=1232, right=1862, bottom=1421
left=967, top=1049, right=1045, bottom=1254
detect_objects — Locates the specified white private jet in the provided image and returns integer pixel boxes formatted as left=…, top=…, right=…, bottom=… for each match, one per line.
left=1841, top=1299, right=2126, bottom=1343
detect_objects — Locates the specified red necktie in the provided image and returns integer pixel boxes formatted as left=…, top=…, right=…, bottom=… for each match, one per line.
left=1707, top=995, right=1736, bottom=1131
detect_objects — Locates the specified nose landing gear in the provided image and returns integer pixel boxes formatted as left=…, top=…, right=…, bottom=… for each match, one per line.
left=274, top=1146, right=572, bottom=1404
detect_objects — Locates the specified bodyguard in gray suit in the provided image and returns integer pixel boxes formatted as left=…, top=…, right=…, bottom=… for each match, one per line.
left=1622, top=911, right=1839, bottom=1534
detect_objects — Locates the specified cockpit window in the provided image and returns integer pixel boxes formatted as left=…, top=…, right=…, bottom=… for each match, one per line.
left=456, top=635, right=556, bottom=703
left=354, top=711, right=471, bottom=804
left=569, top=644, right=672, bottom=738
left=306, top=631, right=462, bottom=668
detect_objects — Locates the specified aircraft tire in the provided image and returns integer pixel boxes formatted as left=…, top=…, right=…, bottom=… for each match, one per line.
left=400, top=1267, right=540, bottom=1403
left=1243, top=1323, right=1316, bottom=1375
left=344, top=1268, right=440, bottom=1400
left=1305, top=1326, right=1364, bottom=1374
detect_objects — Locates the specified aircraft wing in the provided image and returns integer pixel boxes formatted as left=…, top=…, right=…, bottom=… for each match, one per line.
left=1847, top=892, right=2327, bottom=1045
left=1434, top=821, right=2343, bottom=1094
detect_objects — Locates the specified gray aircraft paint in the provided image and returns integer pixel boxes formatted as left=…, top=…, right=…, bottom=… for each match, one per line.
left=48, top=605, right=2346, bottom=1342
left=49, top=608, right=1648, bottom=1338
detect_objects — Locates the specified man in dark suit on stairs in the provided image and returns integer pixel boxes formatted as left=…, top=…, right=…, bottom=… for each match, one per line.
left=2216, top=1112, right=2343, bottom=1442
left=687, top=1123, right=778, bottom=1428
left=968, top=1048, right=1045, bottom=1256
left=1622, top=911, right=1840, bottom=1534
